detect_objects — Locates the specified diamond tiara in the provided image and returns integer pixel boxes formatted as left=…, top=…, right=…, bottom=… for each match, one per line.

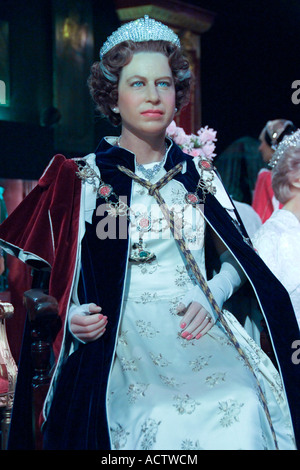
left=100, top=15, right=181, bottom=59
left=269, top=129, right=300, bottom=168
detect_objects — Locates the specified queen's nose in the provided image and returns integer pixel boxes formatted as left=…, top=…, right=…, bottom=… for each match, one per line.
left=145, top=83, right=160, bottom=103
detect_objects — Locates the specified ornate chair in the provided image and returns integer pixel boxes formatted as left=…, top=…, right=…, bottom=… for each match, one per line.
left=6, top=287, right=59, bottom=450
left=0, top=301, right=18, bottom=450
left=22, top=288, right=60, bottom=449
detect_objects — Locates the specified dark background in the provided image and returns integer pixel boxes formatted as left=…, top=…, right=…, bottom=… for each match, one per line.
left=193, top=0, right=300, bottom=153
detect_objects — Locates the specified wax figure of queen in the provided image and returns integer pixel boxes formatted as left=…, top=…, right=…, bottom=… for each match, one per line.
left=0, top=17, right=299, bottom=450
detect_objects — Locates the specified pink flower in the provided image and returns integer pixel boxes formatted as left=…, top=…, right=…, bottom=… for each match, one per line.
left=166, top=121, right=189, bottom=146
left=202, top=142, right=216, bottom=157
left=166, top=121, right=217, bottom=161
left=190, top=148, right=203, bottom=157
left=166, top=120, right=177, bottom=137
left=175, top=127, right=189, bottom=146
left=197, top=126, right=217, bottom=142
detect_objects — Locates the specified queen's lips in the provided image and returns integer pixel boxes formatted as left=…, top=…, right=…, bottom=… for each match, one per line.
left=141, top=109, right=163, bottom=115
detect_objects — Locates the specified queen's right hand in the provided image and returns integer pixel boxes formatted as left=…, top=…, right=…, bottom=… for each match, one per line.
left=69, top=303, right=107, bottom=343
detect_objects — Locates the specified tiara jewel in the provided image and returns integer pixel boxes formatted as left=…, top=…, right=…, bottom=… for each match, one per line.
left=269, top=129, right=300, bottom=168
left=100, top=15, right=181, bottom=59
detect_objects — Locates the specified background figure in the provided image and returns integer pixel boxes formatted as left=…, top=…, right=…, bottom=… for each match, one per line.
left=253, top=130, right=300, bottom=329
left=232, top=200, right=261, bottom=239
left=215, top=136, right=263, bottom=205
left=252, top=119, right=297, bottom=222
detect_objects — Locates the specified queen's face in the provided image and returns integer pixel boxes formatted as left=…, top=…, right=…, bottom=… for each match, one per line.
left=116, top=52, right=176, bottom=139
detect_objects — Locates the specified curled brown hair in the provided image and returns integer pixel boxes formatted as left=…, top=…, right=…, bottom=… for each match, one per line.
left=272, top=145, right=300, bottom=204
left=88, top=40, right=192, bottom=126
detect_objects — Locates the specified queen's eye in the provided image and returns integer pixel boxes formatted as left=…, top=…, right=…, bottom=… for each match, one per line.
left=157, top=80, right=172, bottom=88
left=131, top=81, right=144, bottom=87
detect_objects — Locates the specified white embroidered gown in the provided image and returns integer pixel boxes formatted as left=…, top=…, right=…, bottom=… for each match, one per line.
left=106, top=162, right=295, bottom=450
left=253, top=209, right=300, bottom=330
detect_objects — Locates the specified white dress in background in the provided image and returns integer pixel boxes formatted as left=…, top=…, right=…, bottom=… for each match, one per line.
left=253, top=209, right=300, bottom=329
left=233, top=200, right=262, bottom=239
left=106, top=164, right=295, bottom=450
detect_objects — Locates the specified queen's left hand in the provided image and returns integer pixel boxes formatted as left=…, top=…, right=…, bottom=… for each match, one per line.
left=177, top=299, right=214, bottom=340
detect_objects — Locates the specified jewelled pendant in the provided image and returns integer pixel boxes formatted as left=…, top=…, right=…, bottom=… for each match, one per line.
left=137, top=216, right=151, bottom=231
left=185, top=192, right=201, bottom=205
left=199, top=159, right=213, bottom=171
left=129, top=241, right=156, bottom=263
left=129, top=215, right=156, bottom=263
left=98, top=183, right=113, bottom=199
